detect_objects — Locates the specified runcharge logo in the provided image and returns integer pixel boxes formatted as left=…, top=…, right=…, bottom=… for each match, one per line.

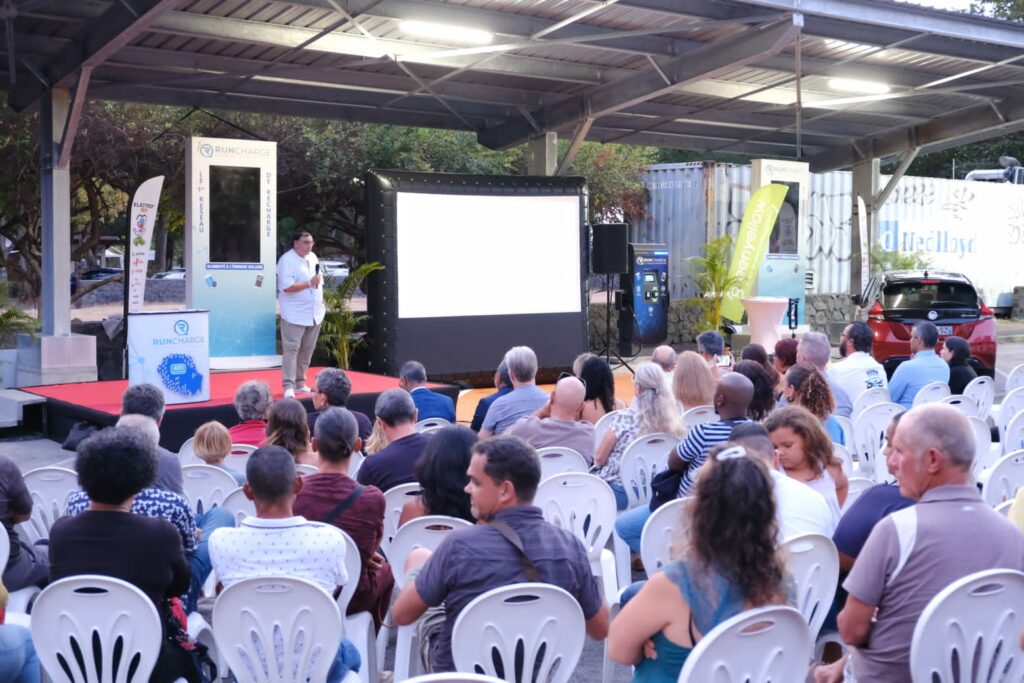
left=174, top=320, right=189, bottom=336
left=199, top=143, right=214, bottom=158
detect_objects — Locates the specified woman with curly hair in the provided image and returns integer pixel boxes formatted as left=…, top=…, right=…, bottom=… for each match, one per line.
left=608, top=444, right=791, bottom=682
left=732, top=359, right=777, bottom=421
left=578, top=354, right=626, bottom=424
left=399, top=425, right=477, bottom=525
left=784, top=363, right=845, bottom=445
left=765, top=405, right=848, bottom=519
left=263, top=397, right=313, bottom=465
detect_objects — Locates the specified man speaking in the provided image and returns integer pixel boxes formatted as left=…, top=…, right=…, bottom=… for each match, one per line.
left=277, top=231, right=324, bottom=398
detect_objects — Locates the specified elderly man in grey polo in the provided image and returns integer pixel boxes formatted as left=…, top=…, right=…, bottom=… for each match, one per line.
left=814, top=404, right=1024, bottom=683
left=479, top=346, right=548, bottom=438
left=796, top=331, right=852, bottom=418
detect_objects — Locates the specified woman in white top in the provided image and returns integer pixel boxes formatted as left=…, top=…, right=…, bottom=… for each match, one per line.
left=764, top=405, right=848, bottom=518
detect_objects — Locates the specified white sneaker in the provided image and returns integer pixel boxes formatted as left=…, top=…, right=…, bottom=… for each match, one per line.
left=284, top=388, right=296, bottom=399
left=296, top=385, right=313, bottom=394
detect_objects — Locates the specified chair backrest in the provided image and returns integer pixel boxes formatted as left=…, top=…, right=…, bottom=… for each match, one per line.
left=981, top=450, right=1024, bottom=505
left=677, top=605, right=813, bottom=682
left=833, top=415, right=854, bottom=453
left=213, top=576, right=343, bottom=683
left=909, top=569, right=1024, bottom=683
left=536, top=447, right=590, bottom=481
left=619, top=432, right=681, bottom=509
left=221, top=486, right=256, bottom=524
left=967, top=416, right=996, bottom=481
left=405, top=675, right=507, bottom=683
left=181, top=464, right=239, bottom=516
left=179, top=436, right=200, bottom=465
left=31, top=575, right=163, bottom=683
left=535, top=473, right=616, bottom=560
left=19, top=466, right=78, bottom=543
left=382, top=482, right=423, bottom=553
left=681, top=405, right=717, bottom=430
left=831, top=442, right=853, bottom=477
left=782, top=533, right=841, bottom=636
left=842, top=477, right=876, bottom=514
left=912, top=381, right=951, bottom=407
left=963, top=375, right=994, bottom=418
left=388, top=515, right=472, bottom=589
left=451, top=583, right=586, bottom=683
left=1004, top=410, right=1024, bottom=456
left=996, top=387, right=1024, bottom=440
left=225, top=443, right=256, bottom=475
left=1007, top=363, right=1024, bottom=393
left=593, top=410, right=620, bottom=445
left=852, top=402, right=904, bottom=483
left=939, top=394, right=979, bottom=418
left=852, top=387, right=890, bottom=420
left=994, top=500, right=1013, bottom=517
left=349, top=450, right=365, bottom=478
left=335, top=530, right=362, bottom=618
left=296, top=463, right=319, bottom=476
left=415, top=417, right=451, bottom=433
left=640, top=497, right=691, bottom=575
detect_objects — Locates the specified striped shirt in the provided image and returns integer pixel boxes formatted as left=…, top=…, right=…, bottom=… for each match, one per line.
left=677, top=418, right=749, bottom=496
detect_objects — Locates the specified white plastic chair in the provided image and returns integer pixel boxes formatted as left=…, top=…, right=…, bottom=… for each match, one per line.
left=0, top=525, right=40, bottom=613
left=940, top=394, right=979, bottom=418
left=994, top=500, right=1013, bottom=517
left=296, top=463, right=319, bottom=476
left=967, top=416, right=997, bottom=481
left=832, top=442, right=853, bottom=477
left=981, top=450, right=1024, bottom=505
left=852, top=402, right=904, bottom=482
left=536, top=447, right=590, bottom=481
left=451, top=583, right=585, bottom=683
left=19, top=465, right=78, bottom=543
left=535, top=473, right=618, bottom=602
left=677, top=605, right=813, bottom=682
left=851, top=386, right=890, bottom=420
left=336, top=530, right=378, bottom=683
left=963, top=375, right=994, bottom=419
left=381, top=482, right=422, bottom=554
left=213, top=576, right=343, bottom=683
left=350, top=450, right=365, bottom=478
left=782, top=533, right=840, bottom=637
left=406, top=675, right=506, bottom=683
left=178, top=436, right=200, bottom=465
left=841, top=477, right=876, bottom=514
left=913, top=381, right=951, bottom=407
left=909, top=569, right=1024, bottom=683
left=221, top=486, right=256, bottom=524
left=1003, top=410, right=1024, bottom=456
left=181, top=464, right=239, bottom=516
left=619, top=432, right=681, bottom=510
left=1006, top=363, right=1024, bottom=393
left=639, top=497, right=691, bottom=575
left=681, top=405, right=717, bottom=430
left=833, top=415, right=854, bottom=454
left=995, top=387, right=1024, bottom=443
left=415, top=417, right=451, bottom=433
left=225, top=442, right=256, bottom=475
left=593, top=410, right=619, bottom=445
left=32, top=575, right=164, bottom=683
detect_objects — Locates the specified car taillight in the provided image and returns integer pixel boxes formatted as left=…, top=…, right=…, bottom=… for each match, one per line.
left=868, top=301, right=884, bottom=321
left=980, top=300, right=994, bottom=319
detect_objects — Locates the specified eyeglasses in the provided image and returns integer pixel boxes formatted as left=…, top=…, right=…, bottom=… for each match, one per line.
left=557, top=371, right=587, bottom=390
left=714, top=446, right=748, bottom=461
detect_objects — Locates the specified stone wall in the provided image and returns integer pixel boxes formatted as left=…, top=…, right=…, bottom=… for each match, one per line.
left=1012, top=286, right=1024, bottom=319
left=805, top=293, right=854, bottom=332
left=73, top=279, right=185, bottom=308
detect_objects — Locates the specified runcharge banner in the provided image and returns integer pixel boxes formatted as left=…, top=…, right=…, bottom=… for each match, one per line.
left=126, top=176, right=164, bottom=313
left=721, top=183, right=789, bottom=322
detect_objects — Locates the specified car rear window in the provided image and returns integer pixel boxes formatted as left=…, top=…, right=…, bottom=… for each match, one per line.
left=882, top=282, right=978, bottom=310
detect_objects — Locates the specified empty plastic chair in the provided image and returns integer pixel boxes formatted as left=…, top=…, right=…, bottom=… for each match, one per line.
left=415, top=417, right=451, bottom=433
left=782, top=533, right=840, bottom=636
left=912, top=381, right=950, bottom=407
left=19, top=466, right=77, bottom=543
left=852, top=387, right=890, bottom=420
left=909, top=569, right=1024, bottom=683
left=1003, top=410, right=1024, bottom=456
left=536, top=447, right=589, bottom=481
left=852, top=402, right=904, bottom=482
left=681, top=405, right=717, bottom=430
left=640, top=497, right=691, bottom=575
left=381, top=482, right=423, bottom=554
left=995, top=387, right=1024, bottom=443
left=221, top=486, right=256, bottom=524
left=181, top=464, right=239, bottom=516
left=1006, top=363, right=1024, bottom=394
left=981, top=450, right=1024, bottom=505
left=962, top=375, right=994, bottom=419
left=939, top=394, right=979, bottom=418
left=967, top=416, right=997, bottom=481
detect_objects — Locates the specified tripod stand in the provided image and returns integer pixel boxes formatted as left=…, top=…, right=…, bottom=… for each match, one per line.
left=597, top=273, right=635, bottom=374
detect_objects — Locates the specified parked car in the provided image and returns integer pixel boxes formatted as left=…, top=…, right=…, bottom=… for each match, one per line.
left=79, top=267, right=123, bottom=281
left=319, top=260, right=350, bottom=285
left=152, top=268, right=185, bottom=279
left=854, top=270, right=996, bottom=378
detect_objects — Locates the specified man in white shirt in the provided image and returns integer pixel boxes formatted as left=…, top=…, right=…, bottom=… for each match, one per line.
left=831, top=321, right=888, bottom=404
left=277, top=231, right=325, bottom=398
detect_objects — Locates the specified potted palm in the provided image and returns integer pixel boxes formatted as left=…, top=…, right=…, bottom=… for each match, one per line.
left=0, top=283, right=38, bottom=388
left=318, top=262, right=384, bottom=369
left=687, top=235, right=743, bottom=332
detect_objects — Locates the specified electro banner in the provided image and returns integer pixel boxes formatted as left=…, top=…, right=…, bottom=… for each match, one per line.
left=126, top=176, right=165, bottom=314
left=127, top=310, right=210, bottom=405
left=721, top=184, right=790, bottom=322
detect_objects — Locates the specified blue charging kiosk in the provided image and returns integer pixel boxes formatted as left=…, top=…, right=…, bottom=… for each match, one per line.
left=619, top=243, right=669, bottom=348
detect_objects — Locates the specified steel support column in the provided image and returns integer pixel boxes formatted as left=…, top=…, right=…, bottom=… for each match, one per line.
left=40, top=87, right=71, bottom=337
left=527, top=132, right=558, bottom=176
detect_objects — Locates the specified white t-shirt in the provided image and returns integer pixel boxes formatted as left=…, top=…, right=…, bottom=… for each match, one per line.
left=831, top=351, right=888, bottom=404
left=209, top=516, right=348, bottom=592
left=277, top=249, right=325, bottom=326
left=770, top=470, right=837, bottom=540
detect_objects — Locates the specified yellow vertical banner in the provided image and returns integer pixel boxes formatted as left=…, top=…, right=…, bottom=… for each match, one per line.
left=720, top=183, right=790, bottom=322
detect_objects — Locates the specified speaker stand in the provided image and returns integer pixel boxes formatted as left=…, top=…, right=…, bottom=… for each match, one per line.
left=598, top=274, right=635, bottom=375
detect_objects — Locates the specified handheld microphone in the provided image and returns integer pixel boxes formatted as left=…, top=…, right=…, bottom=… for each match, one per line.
left=315, top=263, right=321, bottom=275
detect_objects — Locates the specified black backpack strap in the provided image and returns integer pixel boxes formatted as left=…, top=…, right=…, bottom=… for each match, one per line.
left=322, top=484, right=365, bottom=525
left=489, top=520, right=541, bottom=582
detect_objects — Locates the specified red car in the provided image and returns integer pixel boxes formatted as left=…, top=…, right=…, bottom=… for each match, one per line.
left=854, top=270, right=996, bottom=378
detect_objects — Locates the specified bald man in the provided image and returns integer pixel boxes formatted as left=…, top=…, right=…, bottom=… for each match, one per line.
left=650, top=345, right=677, bottom=386
left=506, top=376, right=596, bottom=465
left=815, top=404, right=1024, bottom=683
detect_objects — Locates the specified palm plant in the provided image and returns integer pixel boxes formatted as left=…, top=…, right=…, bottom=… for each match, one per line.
left=0, top=282, right=37, bottom=348
left=687, top=235, right=744, bottom=330
left=318, top=262, right=384, bottom=369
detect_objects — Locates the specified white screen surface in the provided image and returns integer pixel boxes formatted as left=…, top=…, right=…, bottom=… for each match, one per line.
left=396, top=192, right=582, bottom=319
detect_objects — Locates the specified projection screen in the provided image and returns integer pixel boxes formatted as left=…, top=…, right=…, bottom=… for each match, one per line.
left=366, top=171, right=589, bottom=385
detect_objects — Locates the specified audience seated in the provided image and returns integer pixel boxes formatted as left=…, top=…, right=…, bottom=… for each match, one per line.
left=294, top=407, right=394, bottom=629
left=470, top=360, right=513, bottom=432
left=740, top=343, right=780, bottom=390
left=594, top=363, right=683, bottom=510
left=66, top=416, right=234, bottom=614
left=887, top=322, right=950, bottom=410
left=651, top=345, right=677, bottom=386
left=773, top=337, right=800, bottom=396
left=121, top=383, right=184, bottom=494
left=392, top=436, right=608, bottom=673
left=608, top=443, right=791, bottom=681
left=815, top=404, right=1024, bottom=683
left=614, top=372, right=754, bottom=554
left=357, top=389, right=431, bottom=492
left=400, top=425, right=477, bottom=526
left=0, top=455, right=47, bottom=593
left=480, top=346, right=548, bottom=437
left=578, top=355, right=626, bottom=424
left=399, top=360, right=456, bottom=423
left=697, top=330, right=729, bottom=380
left=192, top=421, right=245, bottom=485
left=732, top=359, right=777, bottom=421
left=507, top=375, right=596, bottom=465
left=672, top=351, right=716, bottom=412
left=765, top=406, right=847, bottom=523
left=796, top=332, right=853, bottom=418
left=264, top=397, right=313, bottom=465
left=831, top=321, right=887, bottom=402
left=227, top=379, right=272, bottom=446
left=50, top=427, right=200, bottom=683
left=209, top=446, right=360, bottom=682
left=783, top=363, right=845, bottom=444
left=309, top=368, right=373, bottom=440
left=941, top=335, right=978, bottom=395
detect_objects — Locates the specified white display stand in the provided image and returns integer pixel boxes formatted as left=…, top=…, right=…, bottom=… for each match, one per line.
left=741, top=296, right=790, bottom=350
left=127, top=310, right=211, bottom=405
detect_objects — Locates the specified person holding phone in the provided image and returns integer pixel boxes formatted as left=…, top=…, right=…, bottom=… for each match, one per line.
left=277, top=231, right=324, bottom=399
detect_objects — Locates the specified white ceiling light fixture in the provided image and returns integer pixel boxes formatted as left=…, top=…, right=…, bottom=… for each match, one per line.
left=827, top=77, right=891, bottom=95
left=399, top=20, right=494, bottom=46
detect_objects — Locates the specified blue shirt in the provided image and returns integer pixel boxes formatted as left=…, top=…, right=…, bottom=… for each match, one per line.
left=832, top=483, right=913, bottom=560
left=470, top=384, right=513, bottom=432
left=887, top=349, right=950, bottom=409
left=481, top=385, right=549, bottom=435
left=410, top=387, right=456, bottom=423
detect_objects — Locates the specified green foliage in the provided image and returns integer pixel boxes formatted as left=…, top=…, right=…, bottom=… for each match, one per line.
left=868, top=243, right=932, bottom=276
left=0, top=282, right=37, bottom=348
left=686, top=235, right=744, bottom=329
left=318, top=262, right=385, bottom=369
left=562, top=141, right=658, bottom=222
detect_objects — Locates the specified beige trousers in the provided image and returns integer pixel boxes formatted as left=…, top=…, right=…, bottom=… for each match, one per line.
left=280, top=319, right=321, bottom=391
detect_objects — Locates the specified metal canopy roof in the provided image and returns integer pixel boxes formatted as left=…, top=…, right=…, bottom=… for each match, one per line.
left=6, top=0, right=1024, bottom=171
